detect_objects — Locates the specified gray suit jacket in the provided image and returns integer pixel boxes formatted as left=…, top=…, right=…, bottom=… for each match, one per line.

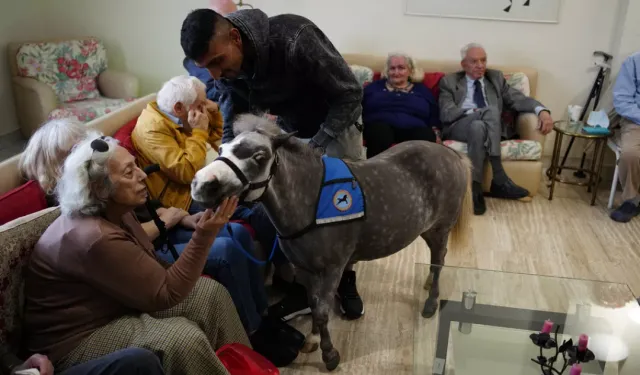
left=438, top=69, right=543, bottom=126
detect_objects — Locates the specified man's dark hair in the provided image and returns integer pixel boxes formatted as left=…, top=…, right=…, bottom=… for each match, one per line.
left=181, top=9, right=228, bottom=60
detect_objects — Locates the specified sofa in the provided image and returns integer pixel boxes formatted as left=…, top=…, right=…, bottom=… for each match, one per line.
left=7, top=37, right=139, bottom=138
left=343, top=54, right=546, bottom=197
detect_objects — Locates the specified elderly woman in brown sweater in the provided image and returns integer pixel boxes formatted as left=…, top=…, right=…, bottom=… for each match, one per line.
left=23, top=134, right=249, bottom=375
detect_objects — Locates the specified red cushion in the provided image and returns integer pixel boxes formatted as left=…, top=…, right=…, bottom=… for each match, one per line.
left=422, top=72, right=445, bottom=100
left=113, top=117, right=139, bottom=156
left=0, top=180, right=48, bottom=225
left=216, top=343, right=279, bottom=375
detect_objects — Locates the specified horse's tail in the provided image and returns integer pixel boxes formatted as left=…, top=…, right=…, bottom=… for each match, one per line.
left=449, top=154, right=473, bottom=251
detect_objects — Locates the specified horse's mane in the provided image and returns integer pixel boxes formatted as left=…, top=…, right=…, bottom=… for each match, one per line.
left=233, top=113, right=324, bottom=163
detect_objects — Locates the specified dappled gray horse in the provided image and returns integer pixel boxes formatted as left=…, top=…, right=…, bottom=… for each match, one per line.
left=191, top=114, right=472, bottom=371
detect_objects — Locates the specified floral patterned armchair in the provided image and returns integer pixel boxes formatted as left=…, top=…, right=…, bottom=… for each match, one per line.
left=8, top=37, right=139, bottom=137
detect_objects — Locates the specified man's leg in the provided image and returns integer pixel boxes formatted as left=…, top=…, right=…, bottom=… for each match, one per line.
left=611, top=119, right=640, bottom=222
left=59, top=348, right=163, bottom=375
left=323, top=124, right=365, bottom=319
left=362, top=122, right=396, bottom=158
left=445, top=111, right=489, bottom=215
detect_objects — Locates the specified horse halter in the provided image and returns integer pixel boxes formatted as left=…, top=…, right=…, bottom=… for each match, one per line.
left=214, top=153, right=279, bottom=202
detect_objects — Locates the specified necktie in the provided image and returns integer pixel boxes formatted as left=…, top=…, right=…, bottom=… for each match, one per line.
left=473, top=80, right=487, bottom=108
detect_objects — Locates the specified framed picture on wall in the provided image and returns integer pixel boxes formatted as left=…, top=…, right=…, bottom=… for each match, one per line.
left=405, top=0, right=562, bottom=23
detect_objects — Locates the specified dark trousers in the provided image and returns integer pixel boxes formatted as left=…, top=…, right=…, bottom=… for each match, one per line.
left=59, top=348, right=163, bottom=375
left=443, top=107, right=502, bottom=183
left=363, top=122, right=437, bottom=158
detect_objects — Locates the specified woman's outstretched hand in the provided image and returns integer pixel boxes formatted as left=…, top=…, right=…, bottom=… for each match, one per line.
left=195, top=197, right=239, bottom=237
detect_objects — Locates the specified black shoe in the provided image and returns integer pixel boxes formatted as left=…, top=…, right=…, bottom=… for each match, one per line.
left=610, top=200, right=640, bottom=223
left=472, top=181, right=486, bottom=215
left=267, top=291, right=311, bottom=322
left=250, top=322, right=299, bottom=367
left=487, top=179, right=529, bottom=200
left=336, top=270, right=364, bottom=320
left=261, top=316, right=306, bottom=351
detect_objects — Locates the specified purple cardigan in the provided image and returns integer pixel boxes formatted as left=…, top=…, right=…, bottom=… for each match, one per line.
left=362, top=80, right=441, bottom=129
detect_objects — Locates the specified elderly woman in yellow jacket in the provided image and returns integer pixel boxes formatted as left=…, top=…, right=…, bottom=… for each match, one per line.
left=133, top=75, right=223, bottom=212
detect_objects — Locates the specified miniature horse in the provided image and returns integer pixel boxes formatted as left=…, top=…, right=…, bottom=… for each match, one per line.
left=191, top=115, right=472, bottom=371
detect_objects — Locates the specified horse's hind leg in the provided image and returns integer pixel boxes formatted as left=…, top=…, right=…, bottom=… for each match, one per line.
left=421, top=229, right=449, bottom=318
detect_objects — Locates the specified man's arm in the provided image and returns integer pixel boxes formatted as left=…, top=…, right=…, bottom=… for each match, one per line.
left=135, top=125, right=207, bottom=185
left=438, top=77, right=466, bottom=125
left=614, top=56, right=640, bottom=124
left=496, top=71, right=545, bottom=114
left=214, top=85, right=250, bottom=144
left=291, top=25, right=363, bottom=148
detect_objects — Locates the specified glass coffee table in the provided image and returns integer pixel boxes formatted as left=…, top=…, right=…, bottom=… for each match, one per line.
left=414, top=264, right=640, bottom=375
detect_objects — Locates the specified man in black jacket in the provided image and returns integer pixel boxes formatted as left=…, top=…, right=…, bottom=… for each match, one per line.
left=181, top=8, right=365, bottom=320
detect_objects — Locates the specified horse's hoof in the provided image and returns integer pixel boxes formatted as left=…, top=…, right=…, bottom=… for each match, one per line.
left=422, top=299, right=437, bottom=318
left=301, top=341, right=319, bottom=353
left=323, top=348, right=341, bottom=371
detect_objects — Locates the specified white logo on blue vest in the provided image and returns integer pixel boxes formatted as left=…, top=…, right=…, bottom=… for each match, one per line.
left=315, top=156, right=365, bottom=225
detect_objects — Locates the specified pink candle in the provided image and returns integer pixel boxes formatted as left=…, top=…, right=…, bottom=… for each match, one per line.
left=541, top=319, right=553, bottom=333
left=570, top=364, right=582, bottom=375
left=578, top=334, right=589, bottom=352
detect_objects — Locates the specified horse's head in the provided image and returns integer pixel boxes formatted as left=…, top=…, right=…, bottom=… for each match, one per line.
left=191, top=114, right=296, bottom=207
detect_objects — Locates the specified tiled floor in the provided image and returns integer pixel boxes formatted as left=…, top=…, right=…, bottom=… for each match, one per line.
left=0, top=130, right=27, bottom=162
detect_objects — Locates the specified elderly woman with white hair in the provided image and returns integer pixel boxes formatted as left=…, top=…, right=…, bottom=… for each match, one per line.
left=22, top=134, right=248, bottom=374
left=362, top=52, right=441, bottom=158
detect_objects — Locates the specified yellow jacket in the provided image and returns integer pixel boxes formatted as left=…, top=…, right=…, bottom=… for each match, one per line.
left=132, top=102, right=223, bottom=210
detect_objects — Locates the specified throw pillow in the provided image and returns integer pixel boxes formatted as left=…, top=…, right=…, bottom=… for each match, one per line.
left=0, top=181, right=47, bottom=226
left=504, top=72, right=531, bottom=96
left=113, top=117, right=139, bottom=157
left=349, top=65, right=374, bottom=87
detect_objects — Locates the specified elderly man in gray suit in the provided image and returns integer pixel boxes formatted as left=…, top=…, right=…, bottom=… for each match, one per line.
left=439, top=43, right=554, bottom=215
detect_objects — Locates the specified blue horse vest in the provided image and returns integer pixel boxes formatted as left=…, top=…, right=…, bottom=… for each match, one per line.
left=315, top=156, right=365, bottom=225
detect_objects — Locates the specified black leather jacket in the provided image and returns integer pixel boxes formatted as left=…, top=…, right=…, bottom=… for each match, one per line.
left=213, top=9, right=363, bottom=148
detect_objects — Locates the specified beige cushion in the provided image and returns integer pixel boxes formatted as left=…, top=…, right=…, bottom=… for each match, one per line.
left=0, top=207, right=60, bottom=348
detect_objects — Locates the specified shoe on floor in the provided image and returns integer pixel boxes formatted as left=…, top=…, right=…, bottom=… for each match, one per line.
left=250, top=321, right=299, bottom=367
left=472, top=181, right=486, bottom=215
left=487, top=179, right=529, bottom=200
left=610, top=200, right=640, bottom=223
left=336, top=270, right=364, bottom=320
left=260, top=315, right=306, bottom=351
left=267, top=289, right=311, bottom=322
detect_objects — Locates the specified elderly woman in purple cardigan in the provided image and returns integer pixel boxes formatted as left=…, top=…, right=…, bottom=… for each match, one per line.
left=362, top=53, right=441, bottom=158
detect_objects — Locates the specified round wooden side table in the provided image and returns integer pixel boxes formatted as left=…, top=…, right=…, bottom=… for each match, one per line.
left=547, top=121, right=610, bottom=205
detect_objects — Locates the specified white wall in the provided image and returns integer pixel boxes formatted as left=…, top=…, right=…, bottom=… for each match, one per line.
left=41, top=0, right=633, bottom=154
left=0, top=0, right=49, bottom=135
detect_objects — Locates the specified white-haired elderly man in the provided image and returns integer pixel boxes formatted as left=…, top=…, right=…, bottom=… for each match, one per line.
left=439, top=43, right=554, bottom=215
left=132, top=75, right=223, bottom=213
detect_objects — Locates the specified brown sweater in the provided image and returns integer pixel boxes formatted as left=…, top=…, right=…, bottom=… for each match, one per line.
left=23, top=212, right=214, bottom=362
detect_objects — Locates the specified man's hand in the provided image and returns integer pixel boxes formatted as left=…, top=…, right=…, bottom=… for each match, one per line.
left=204, top=99, right=219, bottom=113
left=160, top=207, right=189, bottom=229
left=14, top=354, right=54, bottom=375
left=180, top=212, right=205, bottom=230
left=188, top=108, right=209, bottom=131
left=538, top=111, right=554, bottom=135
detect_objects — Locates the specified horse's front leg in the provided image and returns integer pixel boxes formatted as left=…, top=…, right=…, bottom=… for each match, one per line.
left=319, top=266, right=344, bottom=371
left=421, top=231, right=448, bottom=318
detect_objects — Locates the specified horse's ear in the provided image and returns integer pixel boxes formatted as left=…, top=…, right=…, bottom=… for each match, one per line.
left=271, top=131, right=298, bottom=149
